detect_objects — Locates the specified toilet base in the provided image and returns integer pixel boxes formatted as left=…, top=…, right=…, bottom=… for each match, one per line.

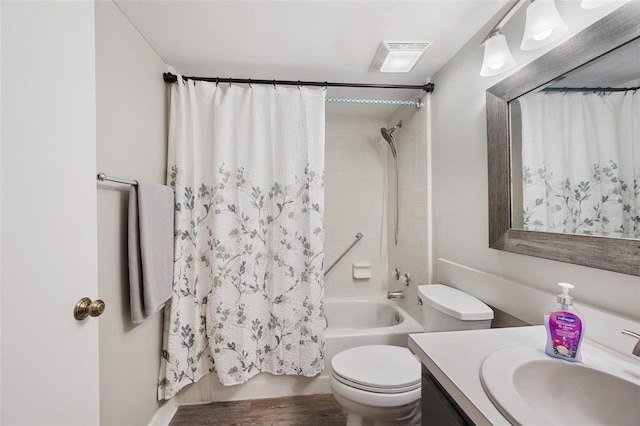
left=346, top=410, right=421, bottom=426
left=333, top=392, right=421, bottom=426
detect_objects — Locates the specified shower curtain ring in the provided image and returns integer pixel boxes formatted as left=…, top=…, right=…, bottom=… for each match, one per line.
left=273, top=79, right=277, bottom=89
left=215, top=77, right=219, bottom=87
left=248, top=78, right=252, bottom=88
left=297, top=80, right=301, bottom=90
left=324, top=82, right=328, bottom=91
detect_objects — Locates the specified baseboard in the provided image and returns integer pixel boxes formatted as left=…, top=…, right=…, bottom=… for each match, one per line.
left=148, top=398, right=177, bottom=426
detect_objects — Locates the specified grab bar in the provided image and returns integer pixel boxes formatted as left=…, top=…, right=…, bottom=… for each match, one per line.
left=324, top=232, right=364, bottom=277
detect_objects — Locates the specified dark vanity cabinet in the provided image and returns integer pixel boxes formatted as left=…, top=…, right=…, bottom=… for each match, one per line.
left=421, top=366, right=473, bottom=426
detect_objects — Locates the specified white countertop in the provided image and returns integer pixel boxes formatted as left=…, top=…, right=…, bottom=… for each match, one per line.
left=409, top=325, right=640, bottom=426
left=409, top=326, right=547, bottom=426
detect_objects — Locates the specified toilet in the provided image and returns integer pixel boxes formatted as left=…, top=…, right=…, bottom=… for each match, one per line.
left=330, top=284, right=494, bottom=426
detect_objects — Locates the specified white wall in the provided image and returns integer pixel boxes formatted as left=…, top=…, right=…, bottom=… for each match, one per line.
left=431, top=1, right=639, bottom=331
left=324, top=116, right=389, bottom=298
left=95, top=1, right=168, bottom=424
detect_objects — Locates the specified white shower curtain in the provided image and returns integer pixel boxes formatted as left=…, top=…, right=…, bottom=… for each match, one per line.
left=520, top=91, right=640, bottom=238
left=158, top=79, right=326, bottom=400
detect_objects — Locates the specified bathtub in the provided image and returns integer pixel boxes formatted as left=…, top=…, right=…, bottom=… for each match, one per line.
left=178, top=297, right=424, bottom=405
left=323, top=298, right=424, bottom=376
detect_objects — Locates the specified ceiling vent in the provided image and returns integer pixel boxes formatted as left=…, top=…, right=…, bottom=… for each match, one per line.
left=372, top=42, right=431, bottom=73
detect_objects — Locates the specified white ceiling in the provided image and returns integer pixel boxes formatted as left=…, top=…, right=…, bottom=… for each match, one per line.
left=114, top=0, right=509, bottom=118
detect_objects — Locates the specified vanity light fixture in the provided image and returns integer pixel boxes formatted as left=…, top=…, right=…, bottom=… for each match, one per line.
left=520, top=0, right=568, bottom=50
left=480, top=0, right=527, bottom=77
left=480, top=32, right=517, bottom=77
left=372, top=42, right=431, bottom=73
left=480, top=0, right=569, bottom=77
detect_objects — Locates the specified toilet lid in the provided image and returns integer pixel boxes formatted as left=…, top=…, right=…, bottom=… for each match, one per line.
left=331, top=345, right=421, bottom=393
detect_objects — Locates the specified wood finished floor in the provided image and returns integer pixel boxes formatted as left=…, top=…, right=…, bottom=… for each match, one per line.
left=169, top=393, right=348, bottom=426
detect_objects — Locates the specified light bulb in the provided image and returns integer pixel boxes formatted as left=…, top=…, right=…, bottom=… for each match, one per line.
left=581, top=0, right=615, bottom=9
left=532, top=29, right=553, bottom=41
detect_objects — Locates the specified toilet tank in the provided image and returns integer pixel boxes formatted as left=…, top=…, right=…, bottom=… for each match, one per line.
left=418, top=284, right=493, bottom=332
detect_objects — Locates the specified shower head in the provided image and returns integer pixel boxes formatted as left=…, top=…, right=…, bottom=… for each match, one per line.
left=381, top=128, right=397, bottom=158
left=380, top=126, right=395, bottom=142
left=381, top=120, right=403, bottom=158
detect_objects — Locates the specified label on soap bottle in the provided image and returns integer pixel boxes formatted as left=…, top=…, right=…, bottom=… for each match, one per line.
left=547, top=311, right=582, bottom=359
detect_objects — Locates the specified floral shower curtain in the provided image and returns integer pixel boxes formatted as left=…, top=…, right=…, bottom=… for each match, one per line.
left=520, top=91, right=640, bottom=238
left=158, top=79, right=326, bottom=400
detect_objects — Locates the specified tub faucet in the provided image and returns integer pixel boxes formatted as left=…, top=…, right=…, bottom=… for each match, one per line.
left=387, top=290, right=404, bottom=300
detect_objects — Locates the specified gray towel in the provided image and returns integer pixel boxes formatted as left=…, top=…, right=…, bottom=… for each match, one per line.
left=128, top=182, right=174, bottom=324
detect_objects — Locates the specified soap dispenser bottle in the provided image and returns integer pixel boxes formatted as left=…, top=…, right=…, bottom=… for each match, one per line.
left=544, top=282, right=584, bottom=362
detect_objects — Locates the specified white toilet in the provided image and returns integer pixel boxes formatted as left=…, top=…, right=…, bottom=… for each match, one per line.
left=330, top=284, right=494, bottom=426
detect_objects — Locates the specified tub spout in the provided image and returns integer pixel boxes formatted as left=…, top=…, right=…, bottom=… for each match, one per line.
left=387, top=290, right=405, bottom=300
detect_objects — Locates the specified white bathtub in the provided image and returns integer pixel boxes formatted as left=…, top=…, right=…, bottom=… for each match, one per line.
left=177, top=297, right=424, bottom=405
left=323, top=298, right=424, bottom=376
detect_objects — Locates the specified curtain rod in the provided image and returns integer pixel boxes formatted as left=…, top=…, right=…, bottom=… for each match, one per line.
left=163, top=72, right=434, bottom=92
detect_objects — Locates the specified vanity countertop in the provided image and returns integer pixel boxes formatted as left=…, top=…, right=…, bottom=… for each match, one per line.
left=409, top=326, right=546, bottom=426
left=409, top=325, right=640, bottom=426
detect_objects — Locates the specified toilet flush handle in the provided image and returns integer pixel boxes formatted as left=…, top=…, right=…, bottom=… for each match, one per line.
left=621, top=329, right=640, bottom=357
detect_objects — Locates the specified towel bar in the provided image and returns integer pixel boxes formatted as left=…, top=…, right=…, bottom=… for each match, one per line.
left=97, top=172, right=138, bottom=186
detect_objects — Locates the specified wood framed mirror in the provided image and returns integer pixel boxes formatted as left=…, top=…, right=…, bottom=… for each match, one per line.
left=486, top=1, right=640, bottom=276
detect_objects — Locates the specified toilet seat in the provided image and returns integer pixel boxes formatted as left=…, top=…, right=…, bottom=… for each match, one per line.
left=331, top=345, right=421, bottom=394
left=330, top=374, right=422, bottom=409
left=333, top=372, right=420, bottom=394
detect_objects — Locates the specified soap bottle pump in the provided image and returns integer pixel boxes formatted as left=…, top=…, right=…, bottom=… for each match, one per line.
left=544, top=282, right=584, bottom=362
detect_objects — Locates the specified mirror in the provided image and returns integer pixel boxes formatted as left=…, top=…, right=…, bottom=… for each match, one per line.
left=510, top=37, right=639, bottom=238
left=486, top=2, right=640, bottom=276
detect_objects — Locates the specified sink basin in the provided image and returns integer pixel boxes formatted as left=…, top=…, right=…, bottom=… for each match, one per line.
left=480, top=345, right=640, bottom=426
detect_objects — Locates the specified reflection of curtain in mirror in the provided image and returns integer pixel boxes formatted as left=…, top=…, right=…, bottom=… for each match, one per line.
left=520, top=91, right=639, bottom=238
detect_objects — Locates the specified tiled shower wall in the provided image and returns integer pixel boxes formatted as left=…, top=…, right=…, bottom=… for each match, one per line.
left=324, top=116, right=390, bottom=298
left=386, top=102, right=431, bottom=321
left=323, top=107, right=430, bottom=321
